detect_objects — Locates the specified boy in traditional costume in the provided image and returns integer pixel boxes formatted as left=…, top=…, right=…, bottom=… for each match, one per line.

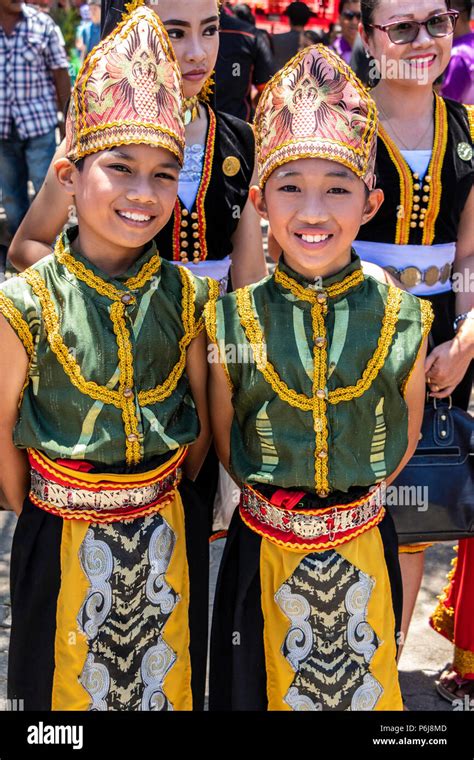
left=0, top=4, right=216, bottom=710
left=206, top=46, right=433, bottom=711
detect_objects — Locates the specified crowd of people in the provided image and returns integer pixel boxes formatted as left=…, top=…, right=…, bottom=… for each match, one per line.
left=0, top=0, right=472, bottom=712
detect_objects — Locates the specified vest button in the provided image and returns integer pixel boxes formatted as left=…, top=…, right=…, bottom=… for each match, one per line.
left=123, top=388, right=133, bottom=398
left=127, top=434, right=138, bottom=442
left=316, top=389, right=326, bottom=400
left=121, top=293, right=133, bottom=304
left=315, top=337, right=326, bottom=348
left=318, top=449, right=328, bottom=459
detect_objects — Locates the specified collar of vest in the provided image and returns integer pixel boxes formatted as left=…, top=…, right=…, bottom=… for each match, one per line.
left=275, top=249, right=364, bottom=303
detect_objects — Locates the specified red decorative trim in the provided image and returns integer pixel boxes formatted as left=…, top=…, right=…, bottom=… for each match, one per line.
left=28, top=447, right=187, bottom=492
left=171, top=105, right=217, bottom=264
left=209, top=530, right=228, bottom=543
left=172, top=199, right=182, bottom=261
left=195, top=106, right=216, bottom=262
left=239, top=483, right=386, bottom=552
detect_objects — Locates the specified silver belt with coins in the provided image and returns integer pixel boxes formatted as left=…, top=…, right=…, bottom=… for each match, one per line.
left=384, top=263, right=452, bottom=289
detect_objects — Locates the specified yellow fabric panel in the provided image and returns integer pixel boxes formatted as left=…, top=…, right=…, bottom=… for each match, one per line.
left=160, top=490, right=193, bottom=710
left=260, top=527, right=403, bottom=711
left=260, top=540, right=305, bottom=711
left=337, top=529, right=403, bottom=711
left=52, top=519, right=90, bottom=710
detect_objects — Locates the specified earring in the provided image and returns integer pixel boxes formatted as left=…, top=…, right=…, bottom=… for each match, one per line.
left=365, top=48, right=371, bottom=59
left=198, top=72, right=215, bottom=103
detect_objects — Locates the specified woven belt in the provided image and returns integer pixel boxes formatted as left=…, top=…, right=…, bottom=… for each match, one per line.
left=240, top=483, right=386, bottom=551
left=384, top=263, right=452, bottom=288
left=28, top=447, right=187, bottom=523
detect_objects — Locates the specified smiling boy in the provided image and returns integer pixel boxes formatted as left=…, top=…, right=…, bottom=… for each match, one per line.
left=0, top=5, right=216, bottom=711
left=207, top=46, right=433, bottom=711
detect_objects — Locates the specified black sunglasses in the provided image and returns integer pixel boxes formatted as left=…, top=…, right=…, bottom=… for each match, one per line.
left=367, top=11, right=459, bottom=45
left=342, top=10, right=362, bottom=21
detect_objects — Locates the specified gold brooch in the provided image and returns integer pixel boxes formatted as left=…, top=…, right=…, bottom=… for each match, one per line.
left=222, top=156, right=241, bottom=177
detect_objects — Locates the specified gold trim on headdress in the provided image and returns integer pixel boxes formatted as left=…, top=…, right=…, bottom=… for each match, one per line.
left=254, top=45, right=378, bottom=189
left=66, top=4, right=185, bottom=164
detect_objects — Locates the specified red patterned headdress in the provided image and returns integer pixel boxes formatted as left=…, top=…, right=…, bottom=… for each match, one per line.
left=66, top=3, right=185, bottom=164
left=254, top=45, right=378, bottom=189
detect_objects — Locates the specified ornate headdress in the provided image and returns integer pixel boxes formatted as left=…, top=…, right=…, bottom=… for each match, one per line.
left=254, top=45, right=378, bottom=189
left=66, top=2, right=185, bottom=164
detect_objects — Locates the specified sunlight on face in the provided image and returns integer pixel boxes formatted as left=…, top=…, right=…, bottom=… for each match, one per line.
left=145, top=0, right=220, bottom=97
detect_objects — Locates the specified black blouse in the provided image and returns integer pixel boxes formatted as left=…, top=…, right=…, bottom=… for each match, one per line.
left=156, top=106, right=255, bottom=264
left=357, top=97, right=473, bottom=246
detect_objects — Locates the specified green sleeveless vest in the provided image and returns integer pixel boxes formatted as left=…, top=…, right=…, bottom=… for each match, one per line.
left=206, top=253, right=433, bottom=497
left=0, top=229, right=217, bottom=467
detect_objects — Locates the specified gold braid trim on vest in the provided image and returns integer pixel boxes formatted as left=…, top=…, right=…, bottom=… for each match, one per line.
left=236, top=285, right=403, bottom=410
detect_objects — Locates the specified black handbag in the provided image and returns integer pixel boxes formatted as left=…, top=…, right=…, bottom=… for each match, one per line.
left=388, top=395, right=474, bottom=544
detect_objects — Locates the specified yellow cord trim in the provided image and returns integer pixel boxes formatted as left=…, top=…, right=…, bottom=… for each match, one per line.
left=55, top=235, right=161, bottom=300
left=274, top=266, right=364, bottom=303
left=330, top=287, right=402, bottom=404
left=236, top=285, right=402, bottom=410
left=110, top=301, right=141, bottom=465
left=0, top=291, right=34, bottom=356
left=401, top=298, right=434, bottom=397
left=23, top=269, right=122, bottom=407
left=378, top=124, right=413, bottom=245
left=203, top=292, right=234, bottom=394
left=137, top=268, right=211, bottom=406
left=379, top=96, right=448, bottom=245
left=312, top=300, right=329, bottom=493
left=464, top=103, right=474, bottom=142
left=423, top=96, right=448, bottom=245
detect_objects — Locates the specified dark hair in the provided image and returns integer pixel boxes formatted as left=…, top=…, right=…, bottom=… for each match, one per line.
left=339, top=0, right=360, bottom=13
left=233, top=3, right=255, bottom=25
left=74, top=158, right=85, bottom=172
left=304, top=28, right=329, bottom=44
left=361, top=0, right=452, bottom=31
left=286, top=1, right=312, bottom=26
left=453, top=0, right=471, bottom=16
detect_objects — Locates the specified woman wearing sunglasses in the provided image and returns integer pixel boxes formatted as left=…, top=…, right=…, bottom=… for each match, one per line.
left=355, top=0, right=473, bottom=703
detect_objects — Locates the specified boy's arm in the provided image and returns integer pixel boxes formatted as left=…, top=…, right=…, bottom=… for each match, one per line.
left=384, top=336, right=429, bottom=488
left=8, top=139, right=69, bottom=272
left=207, top=340, right=234, bottom=478
left=182, top=330, right=212, bottom=481
left=0, top=316, right=31, bottom=515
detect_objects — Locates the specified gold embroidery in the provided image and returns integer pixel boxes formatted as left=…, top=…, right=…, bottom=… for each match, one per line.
left=0, top=292, right=34, bottom=356
left=401, top=298, right=434, bottom=397
left=110, top=301, right=141, bottom=465
left=274, top=266, right=364, bottom=302
left=22, top=256, right=209, bottom=461
left=204, top=283, right=234, bottom=393
left=311, top=300, right=329, bottom=494
left=55, top=236, right=161, bottom=299
left=137, top=267, right=211, bottom=406
left=423, top=97, right=448, bottom=244
left=330, top=287, right=402, bottom=403
left=379, top=95, right=448, bottom=245
left=236, top=284, right=402, bottom=411
left=378, top=125, right=413, bottom=245
left=22, top=269, right=122, bottom=407
left=464, top=104, right=474, bottom=142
